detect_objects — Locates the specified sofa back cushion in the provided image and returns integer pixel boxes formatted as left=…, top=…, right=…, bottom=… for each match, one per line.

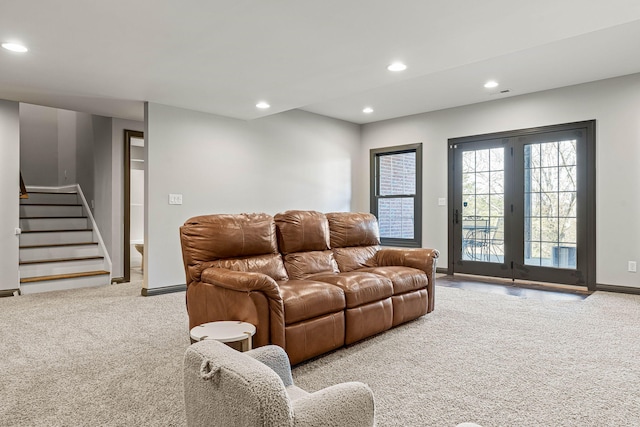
left=275, top=210, right=341, bottom=279
left=331, top=246, right=379, bottom=272
left=180, top=213, right=287, bottom=282
left=283, top=251, right=339, bottom=280
left=326, top=212, right=380, bottom=272
left=326, top=212, right=381, bottom=247
left=275, top=210, right=330, bottom=254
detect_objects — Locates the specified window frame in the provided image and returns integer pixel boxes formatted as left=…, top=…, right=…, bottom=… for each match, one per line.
left=370, top=143, right=423, bottom=248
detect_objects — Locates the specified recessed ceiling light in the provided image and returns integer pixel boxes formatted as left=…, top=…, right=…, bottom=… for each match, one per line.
left=484, top=80, right=499, bottom=88
left=2, top=42, right=28, bottom=53
left=256, top=101, right=270, bottom=109
left=363, top=107, right=374, bottom=114
left=387, top=62, right=407, bottom=72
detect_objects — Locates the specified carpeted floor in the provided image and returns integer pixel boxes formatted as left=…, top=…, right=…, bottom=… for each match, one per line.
left=294, top=288, right=640, bottom=426
left=1, top=281, right=639, bottom=426
left=0, top=282, right=189, bottom=426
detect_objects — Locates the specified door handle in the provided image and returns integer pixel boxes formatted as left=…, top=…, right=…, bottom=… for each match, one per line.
left=455, top=209, right=459, bottom=224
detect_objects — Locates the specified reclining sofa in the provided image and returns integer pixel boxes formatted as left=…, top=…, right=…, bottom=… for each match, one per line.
left=180, top=210, right=438, bottom=365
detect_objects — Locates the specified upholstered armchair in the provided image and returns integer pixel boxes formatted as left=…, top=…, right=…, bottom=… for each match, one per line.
left=184, top=340, right=376, bottom=427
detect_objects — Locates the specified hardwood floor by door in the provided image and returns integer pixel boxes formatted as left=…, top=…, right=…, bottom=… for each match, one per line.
left=437, top=274, right=590, bottom=301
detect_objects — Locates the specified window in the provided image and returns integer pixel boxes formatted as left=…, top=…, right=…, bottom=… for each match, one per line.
left=370, top=143, right=422, bottom=247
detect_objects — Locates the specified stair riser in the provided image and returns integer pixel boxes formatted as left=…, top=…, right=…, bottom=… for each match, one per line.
left=21, top=193, right=78, bottom=205
left=20, top=217, right=89, bottom=231
left=20, top=259, right=107, bottom=277
left=19, top=275, right=109, bottom=294
left=19, top=230, right=95, bottom=246
left=19, top=245, right=100, bottom=261
left=20, top=205, right=83, bottom=217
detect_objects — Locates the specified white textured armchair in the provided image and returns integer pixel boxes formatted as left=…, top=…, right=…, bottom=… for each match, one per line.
left=184, top=340, right=375, bottom=427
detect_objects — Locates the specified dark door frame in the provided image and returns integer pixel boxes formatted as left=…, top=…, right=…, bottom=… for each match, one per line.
left=123, top=129, right=144, bottom=283
left=447, top=120, right=596, bottom=290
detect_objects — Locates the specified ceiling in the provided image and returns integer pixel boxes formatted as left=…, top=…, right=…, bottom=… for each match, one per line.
left=2, top=1, right=640, bottom=125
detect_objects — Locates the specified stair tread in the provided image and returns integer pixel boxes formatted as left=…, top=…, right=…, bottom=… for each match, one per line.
left=20, top=242, right=98, bottom=249
left=20, top=270, right=109, bottom=283
left=20, top=216, right=87, bottom=219
left=25, top=191, right=77, bottom=195
left=21, top=229, right=92, bottom=233
left=20, top=255, right=104, bottom=265
left=21, top=203, right=82, bottom=207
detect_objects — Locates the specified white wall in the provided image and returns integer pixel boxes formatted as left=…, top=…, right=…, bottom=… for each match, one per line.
left=111, top=118, right=144, bottom=278
left=20, top=105, right=84, bottom=187
left=20, top=104, right=58, bottom=186
left=92, top=116, right=113, bottom=265
left=0, top=100, right=20, bottom=291
left=57, top=110, right=77, bottom=185
left=144, top=103, right=360, bottom=290
left=360, top=73, right=640, bottom=288
left=75, top=112, right=95, bottom=208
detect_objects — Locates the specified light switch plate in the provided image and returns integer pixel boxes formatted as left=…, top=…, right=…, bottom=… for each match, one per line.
left=438, top=197, right=447, bottom=206
left=169, top=194, right=183, bottom=205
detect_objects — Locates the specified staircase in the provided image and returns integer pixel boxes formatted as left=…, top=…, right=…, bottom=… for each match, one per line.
left=19, top=187, right=111, bottom=294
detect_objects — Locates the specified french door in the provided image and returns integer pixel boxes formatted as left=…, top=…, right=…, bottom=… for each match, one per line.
left=448, top=121, right=595, bottom=288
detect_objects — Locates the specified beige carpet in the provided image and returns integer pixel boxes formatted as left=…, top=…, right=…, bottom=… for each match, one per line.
left=294, top=289, right=640, bottom=426
left=1, top=281, right=639, bottom=426
left=0, top=282, right=189, bottom=426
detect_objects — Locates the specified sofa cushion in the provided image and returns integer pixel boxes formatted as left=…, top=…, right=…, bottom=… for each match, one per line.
left=391, top=289, right=428, bottom=327
left=332, top=246, right=378, bottom=272
left=344, top=298, right=393, bottom=345
left=358, top=266, right=428, bottom=295
left=275, top=210, right=330, bottom=254
left=308, top=272, right=393, bottom=308
left=326, top=212, right=380, bottom=248
left=181, top=213, right=278, bottom=264
left=283, top=251, right=339, bottom=280
left=278, top=280, right=345, bottom=325
left=284, top=312, right=345, bottom=365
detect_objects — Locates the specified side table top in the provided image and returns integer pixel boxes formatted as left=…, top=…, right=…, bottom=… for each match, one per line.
left=190, top=320, right=256, bottom=343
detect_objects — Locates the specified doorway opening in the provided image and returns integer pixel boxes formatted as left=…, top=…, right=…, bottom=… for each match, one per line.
left=124, top=129, right=144, bottom=283
left=447, top=121, right=596, bottom=290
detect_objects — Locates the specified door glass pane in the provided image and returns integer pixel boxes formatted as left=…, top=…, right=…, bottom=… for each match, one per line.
left=540, top=142, right=559, bottom=167
left=559, top=140, right=577, bottom=165
left=461, top=148, right=504, bottom=263
left=524, top=140, right=577, bottom=269
left=559, top=166, right=576, bottom=191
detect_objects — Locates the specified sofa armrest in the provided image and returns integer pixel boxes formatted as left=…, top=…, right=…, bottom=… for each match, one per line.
left=375, top=248, right=439, bottom=274
left=375, top=248, right=439, bottom=313
left=201, top=267, right=282, bottom=302
left=199, top=268, right=286, bottom=346
left=292, top=382, right=375, bottom=427
left=246, top=345, right=293, bottom=387
left=187, top=261, right=220, bottom=283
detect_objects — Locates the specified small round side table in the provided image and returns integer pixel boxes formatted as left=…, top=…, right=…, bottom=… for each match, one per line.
left=190, top=321, right=257, bottom=351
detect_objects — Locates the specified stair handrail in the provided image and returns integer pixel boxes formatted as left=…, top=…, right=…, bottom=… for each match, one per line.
left=20, top=172, right=28, bottom=199
left=74, top=184, right=113, bottom=283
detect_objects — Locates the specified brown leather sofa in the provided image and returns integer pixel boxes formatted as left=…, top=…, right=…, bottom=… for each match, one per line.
left=180, top=210, right=438, bottom=365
